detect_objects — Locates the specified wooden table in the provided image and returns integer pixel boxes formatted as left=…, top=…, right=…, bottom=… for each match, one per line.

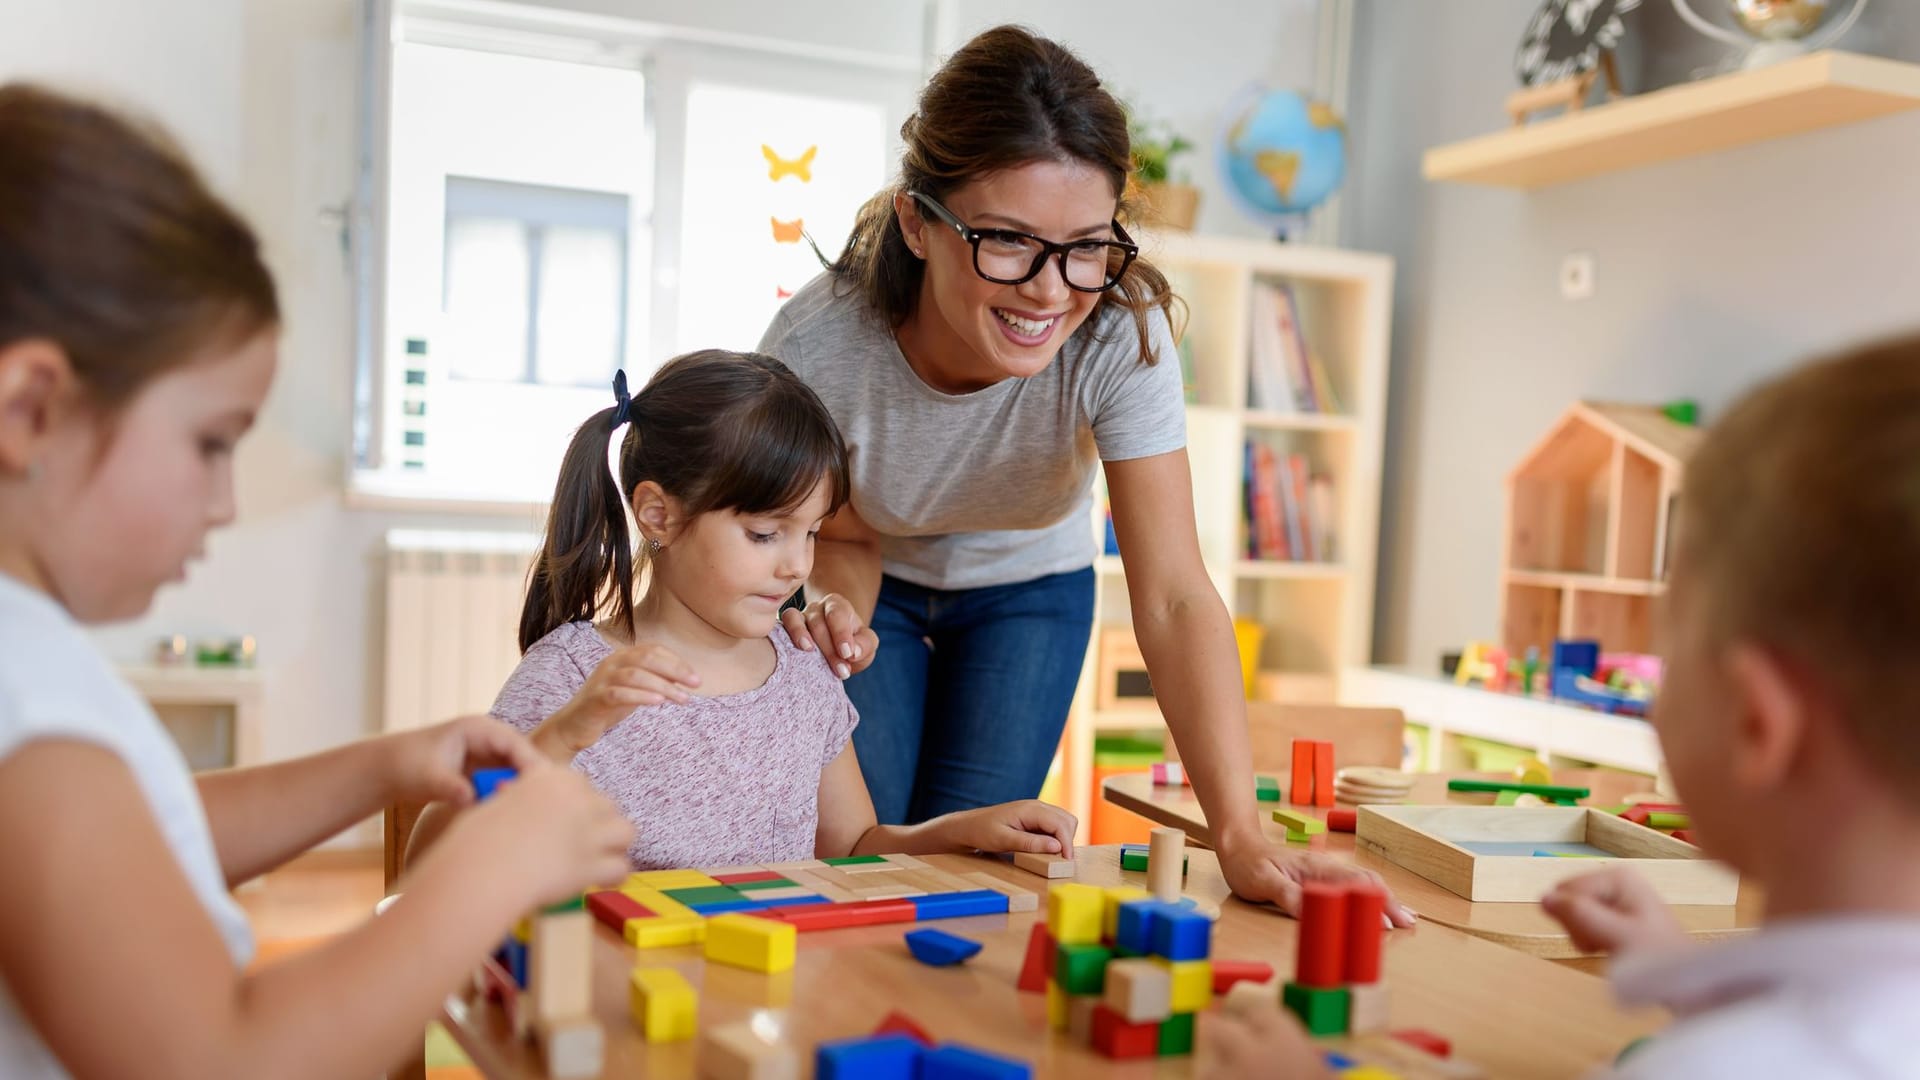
left=442, top=847, right=1664, bottom=1079
left=1103, top=771, right=1764, bottom=960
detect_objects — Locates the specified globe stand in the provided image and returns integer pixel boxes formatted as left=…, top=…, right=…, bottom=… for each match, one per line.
left=1670, top=0, right=1869, bottom=71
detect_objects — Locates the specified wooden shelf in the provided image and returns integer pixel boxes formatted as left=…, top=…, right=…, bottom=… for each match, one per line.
left=1243, top=409, right=1359, bottom=433
left=1505, top=569, right=1666, bottom=596
left=1423, top=51, right=1920, bottom=190
left=1234, top=559, right=1347, bottom=581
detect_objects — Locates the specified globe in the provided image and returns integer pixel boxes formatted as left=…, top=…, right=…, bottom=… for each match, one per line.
left=1217, top=87, right=1348, bottom=226
left=1731, top=0, right=1829, bottom=40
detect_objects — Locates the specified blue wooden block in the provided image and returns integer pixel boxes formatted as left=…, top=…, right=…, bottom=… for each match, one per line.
left=748, top=893, right=824, bottom=908
left=686, top=898, right=768, bottom=915
left=816, top=1033, right=924, bottom=1080
left=470, top=767, right=516, bottom=801
left=912, top=889, right=1010, bottom=921
left=1114, top=899, right=1162, bottom=956
left=1151, top=906, right=1212, bottom=961
left=905, top=928, right=984, bottom=967
left=1322, top=1051, right=1356, bottom=1069
left=921, top=1043, right=1034, bottom=1079
left=502, top=936, right=527, bottom=988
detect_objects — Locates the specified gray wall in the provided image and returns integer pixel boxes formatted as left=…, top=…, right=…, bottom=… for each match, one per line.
left=1343, top=0, right=1920, bottom=671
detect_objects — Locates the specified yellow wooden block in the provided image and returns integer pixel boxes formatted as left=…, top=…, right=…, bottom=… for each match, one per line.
left=626, top=869, right=721, bottom=890
left=703, top=913, right=797, bottom=974
left=1101, top=886, right=1152, bottom=941
left=511, top=915, right=533, bottom=943
left=628, top=967, right=697, bottom=1042
left=1514, top=758, right=1554, bottom=786
left=1339, top=1068, right=1402, bottom=1080
left=1046, top=882, right=1104, bottom=945
left=625, top=913, right=705, bottom=949
left=1153, top=958, right=1212, bottom=1013
left=1269, top=808, right=1325, bottom=834
left=620, top=886, right=698, bottom=920
left=1045, top=980, right=1069, bottom=1031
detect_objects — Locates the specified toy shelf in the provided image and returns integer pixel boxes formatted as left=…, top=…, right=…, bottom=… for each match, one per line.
left=1423, top=51, right=1920, bottom=190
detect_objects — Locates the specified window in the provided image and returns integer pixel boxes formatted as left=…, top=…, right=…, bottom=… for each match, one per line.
left=352, top=2, right=917, bottom=508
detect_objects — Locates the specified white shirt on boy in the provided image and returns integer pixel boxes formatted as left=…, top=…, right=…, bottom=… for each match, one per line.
left=1601, top=915, right=1920, bottom=1078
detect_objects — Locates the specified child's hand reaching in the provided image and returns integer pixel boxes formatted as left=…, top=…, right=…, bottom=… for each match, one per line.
left=425, top=762, right=635, bottom=908
left=384, top=714, right=548, bottom=806
left=1541, top=867, right=1691, bottom=959
left=1198, top=996, right=1335, bottom=1079
left=534, top=642, right=701, bottom=760
left=936, top=800, right=1078, bottom=858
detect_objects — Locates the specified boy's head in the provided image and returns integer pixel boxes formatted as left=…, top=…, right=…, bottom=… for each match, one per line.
left=1655, top=337, right=1920, bottom=877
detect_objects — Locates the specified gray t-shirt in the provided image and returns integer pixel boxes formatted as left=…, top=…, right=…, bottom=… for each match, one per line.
left=758, top=272, right=1187, bottom=591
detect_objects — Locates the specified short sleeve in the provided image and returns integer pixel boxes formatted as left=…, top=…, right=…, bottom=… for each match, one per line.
left=821, top=690, right=860, bottom=769
left=1085, top=304, right=1188, bottom=462
left=489, top=633, right=589, bottom=737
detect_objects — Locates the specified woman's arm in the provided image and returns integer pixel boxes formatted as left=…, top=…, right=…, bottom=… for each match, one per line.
left=783, top=501, right=883, bottom=677
left=813, top=744, right=1075, bottom=858
left=1105, top=451, right=1414, bottom=922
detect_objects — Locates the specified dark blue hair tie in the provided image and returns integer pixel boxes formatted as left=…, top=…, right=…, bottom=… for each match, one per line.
left=610, top=369, right=632, bottom=429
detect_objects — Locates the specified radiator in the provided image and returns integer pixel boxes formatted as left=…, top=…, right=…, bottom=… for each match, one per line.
left=382, top=529, right=541, bottom=733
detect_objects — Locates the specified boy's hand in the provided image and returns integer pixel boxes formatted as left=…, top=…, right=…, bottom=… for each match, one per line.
left=940, top=801, right=1077, bottom=858
left=1198, top=997, right=1335, bottom=1079
left=385, top=715, right=547, bottom=806
left=431, top=763, right=634, bottom=907
left=534, top=642, right=700, bottom=760
left=1217, top=833, right=1419, bottom=927
left=1541, top=867, right=1690, bottom=958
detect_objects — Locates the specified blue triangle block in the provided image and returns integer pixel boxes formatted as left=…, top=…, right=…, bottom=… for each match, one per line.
left=905, top=928, right=984, bottom=967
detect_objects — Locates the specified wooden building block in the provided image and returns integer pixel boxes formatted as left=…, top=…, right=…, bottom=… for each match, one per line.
left=1101, top=958, right=1173, bottom=1024
left=1101, top=886, right=1153, bottom=941
left=1270, top=808, right=1326, bottom=834
left=701, top=1019, right=800, bottom=1080
left=1147, top=827, right=1185, bottom=902
left=1047, top=883, right=1105, bottom=945
left=1012, top=851, right=1076, bottom=879
left=765, top=899, right=915, bottom=933
left=1046, top=980, right=1070, bottom=1031
left=1090, top=1003, right=1159, bottom=1059
left=872, top=1010, right=936, bottom=1048
left=1345, top=884, right=1386, bottom=983
left=1067, top=994, right=1099, bottom=1043
left=1210, top=959, right=1275, bottom=994
left=529, top=909, right=592, bottom=1024
left=1055, top=942, right=1114, bottom=995
left=1296, top=883, right=1348, bottom=987
left=1017, top=922, right=1056, bottom=993
left=1313, top=741, right=1335, bottom=808
left=626, top=913, right=705, bottom=949
left=1282, top=981, right=1349, bottom=1036
left=1327, top=808, right=1359, bottom=833
left=1290, top=739, right=1315, bottom=805
left=1221, top=977, right=1279, bottom=1015
left=1157, top=1011, right=1195, bottom=1056
left=627, top=869, right=721, bottom=890
left=963, top=871, right=1040, bottom=913
left=629, top=967, right=697, bottom=1042
left=534, top=1014, right=603, bottom=1079
left=880, top=852, right=932, bottom=870
left=705, top=913, right=797, bottom=974
left=1347, top=983, right=1391, bottom=1034
left=1154, top=958, right=1211, bottom=1013
left=778, top=868, right=861, bottom=904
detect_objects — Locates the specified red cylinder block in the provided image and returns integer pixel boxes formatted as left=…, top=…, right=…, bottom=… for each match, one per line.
left=1296, top=882, right=1348, bottom=987
left=1345, top=884, right=1386, bottom=983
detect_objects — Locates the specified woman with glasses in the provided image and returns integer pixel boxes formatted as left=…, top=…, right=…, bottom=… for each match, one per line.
left=759, top=25, right=1411, bottom=922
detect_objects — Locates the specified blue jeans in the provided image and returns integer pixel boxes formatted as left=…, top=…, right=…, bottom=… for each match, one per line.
left=844, top=567, right=1096, bottom=825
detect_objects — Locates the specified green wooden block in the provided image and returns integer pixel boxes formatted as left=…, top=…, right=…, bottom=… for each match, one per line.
left=1120, top=848, right=1150, bottom=871
left=1271, top=808, right=1325, bottom=834
left=1447, top=779, right=1590, bottom=800
left=661, top=885, right=743, bottom=905
left=1055, top=943, right=1113, bottom=995
left=1157, top=1011, right=1195, bottom=1055
left=1284, top=830, right=1315, bottom=844
left=1254, top=776, right=1282, bottom=803
left=730, top=877, right=798, bottom=892
left=823, top=854, right=889, bottom=866
left=1282, top=982, right=1349, bottom=1036
left=1647, top=811, right=1691, bottom=830
left=540, top=894, right=586, bottom=914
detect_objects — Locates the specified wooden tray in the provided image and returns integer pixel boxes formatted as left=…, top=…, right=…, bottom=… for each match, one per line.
left=1356, top=805, right=1738, bottom=904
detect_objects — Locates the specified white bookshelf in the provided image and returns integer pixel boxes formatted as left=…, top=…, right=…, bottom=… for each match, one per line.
left=1060, top=232, right=1394, bottom=836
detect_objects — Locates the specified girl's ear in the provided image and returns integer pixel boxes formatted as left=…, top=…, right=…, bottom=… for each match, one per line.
left=0, top=338, right=74, bottom=477
left=630, top=481, right=684, bottom=549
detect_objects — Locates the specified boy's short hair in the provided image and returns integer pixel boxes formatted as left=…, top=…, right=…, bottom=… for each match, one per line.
left=1680, top=336, right=1920, bottom=801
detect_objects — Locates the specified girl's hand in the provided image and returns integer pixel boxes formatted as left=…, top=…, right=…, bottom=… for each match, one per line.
left=427, top=762, right=635, bottom=907
left=1198, top=998, right=1335, bottom=1080
left=780, top=593, right=878, bottom=680
left=939, top=800, right=1077, bottom=858
left=1215, top=833, right=1418, bottom=927
left=384, top=714, right=547, bottom=806
left=1541, top=867, right=1690, bottom=958
left=533, top=642, right=701, bottom=760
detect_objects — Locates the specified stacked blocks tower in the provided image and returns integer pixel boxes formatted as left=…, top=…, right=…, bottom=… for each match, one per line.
left=1283, top=881, right=1388, bottom=1037
left=1028, top=881, right=1216, bottom=1059
left=1289, top=739, right=1336, bottom=808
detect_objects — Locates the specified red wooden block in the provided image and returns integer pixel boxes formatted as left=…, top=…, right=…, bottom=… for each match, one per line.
left=713, top=870, right=785, bottom=885
left=1626, top=802, right=1685, bottom=814
left=1392, top=1028, right=1452, bottom=1059
left=1296, top=882, right=1348, bottom=988
left=1089, top=1003, right=1159, bottom=1059
left=1312, top=741, right=1335, bottom=808
left=1290, top=740, right=1315, bottom=806
left=1344, top=884, right=1385, bottom=983
left=1622, top=805, right=1653, bottom=826
left=1672, top=829, right=1696, bottom=845
left=1017, top=922, right=1056, bottom=993
left=1326, top=809, right=1358, bottom=833
left=763, top=898, right=917, bottom=932
left=873, top=1010, right=936, bottom=1047
left=1211, top=959, right=1275, bottom=994
left=585, top=889, right=651, bottom=932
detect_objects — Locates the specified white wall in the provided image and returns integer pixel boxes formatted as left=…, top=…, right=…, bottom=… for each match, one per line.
left=1342, top=0, right=1920, bottom=672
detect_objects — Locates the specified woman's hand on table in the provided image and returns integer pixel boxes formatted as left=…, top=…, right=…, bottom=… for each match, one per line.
left=1216, top=831, right=1419, bottom=927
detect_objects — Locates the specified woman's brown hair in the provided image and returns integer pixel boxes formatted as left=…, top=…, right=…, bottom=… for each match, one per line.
left=520, top=350, right=851, bottom=652
left=0, top=84, right=279, bottom=407
left=831, top=25, right=1177, bottom=365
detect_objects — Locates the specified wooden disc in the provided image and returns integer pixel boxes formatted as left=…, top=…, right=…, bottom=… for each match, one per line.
left=1335, top=766, right=1415, bottom=792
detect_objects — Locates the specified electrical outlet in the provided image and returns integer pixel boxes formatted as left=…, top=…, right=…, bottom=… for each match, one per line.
left=1561, top=252, right=1595, bottom=300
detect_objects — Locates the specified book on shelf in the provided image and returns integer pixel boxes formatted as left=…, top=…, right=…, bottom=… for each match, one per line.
left=1243, top=443, right=1333, bottom=564
left=1246, top=280, right=1345, bottom=417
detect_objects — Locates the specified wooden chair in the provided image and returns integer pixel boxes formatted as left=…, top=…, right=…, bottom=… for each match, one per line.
left=382, top=801, right=429, bottom=1080
left=1166, top=702, right=1408, bottom=774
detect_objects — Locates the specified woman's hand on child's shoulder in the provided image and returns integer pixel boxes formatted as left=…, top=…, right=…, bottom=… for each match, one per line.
left=782, top=593, right=879, bottom=681
left=386, top=714, right=548, bottom=805
left=430, top=762, right=635, bottom=907
left=942, top=800, right=1078, bottom=858
left=535, top=642, right=701, bottom=760
left=1542, top=866, right=1690, bottom=959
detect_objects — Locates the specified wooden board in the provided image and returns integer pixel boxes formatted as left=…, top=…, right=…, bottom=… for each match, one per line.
left=1356, top=805, right=1737, bottom=904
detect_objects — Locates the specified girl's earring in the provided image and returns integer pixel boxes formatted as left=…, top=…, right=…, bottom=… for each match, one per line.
left=647, top=537, right=662, bottom=554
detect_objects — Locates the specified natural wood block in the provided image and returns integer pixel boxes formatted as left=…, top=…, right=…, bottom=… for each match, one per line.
left=1147, top=827, right=1185, bottom=902
left=1222, top=977, right=1280, bottom=1015
left=699, top=1019, right=800, bottom=1080
left=1348, top=982, right=1391, bottom=1034
left=1013, top=851, right=1076, bottom=879
left=1102, top=958, right=1173, bottom=1024
left=534, top=1014, right=603, bottom=1080
left=963, top=871, right=1040, bottom=913
left=529, top=909, right=592, bottom=1024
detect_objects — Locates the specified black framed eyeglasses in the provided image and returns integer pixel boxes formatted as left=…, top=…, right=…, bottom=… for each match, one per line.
left=909, top=191, right=1138, bottom=293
